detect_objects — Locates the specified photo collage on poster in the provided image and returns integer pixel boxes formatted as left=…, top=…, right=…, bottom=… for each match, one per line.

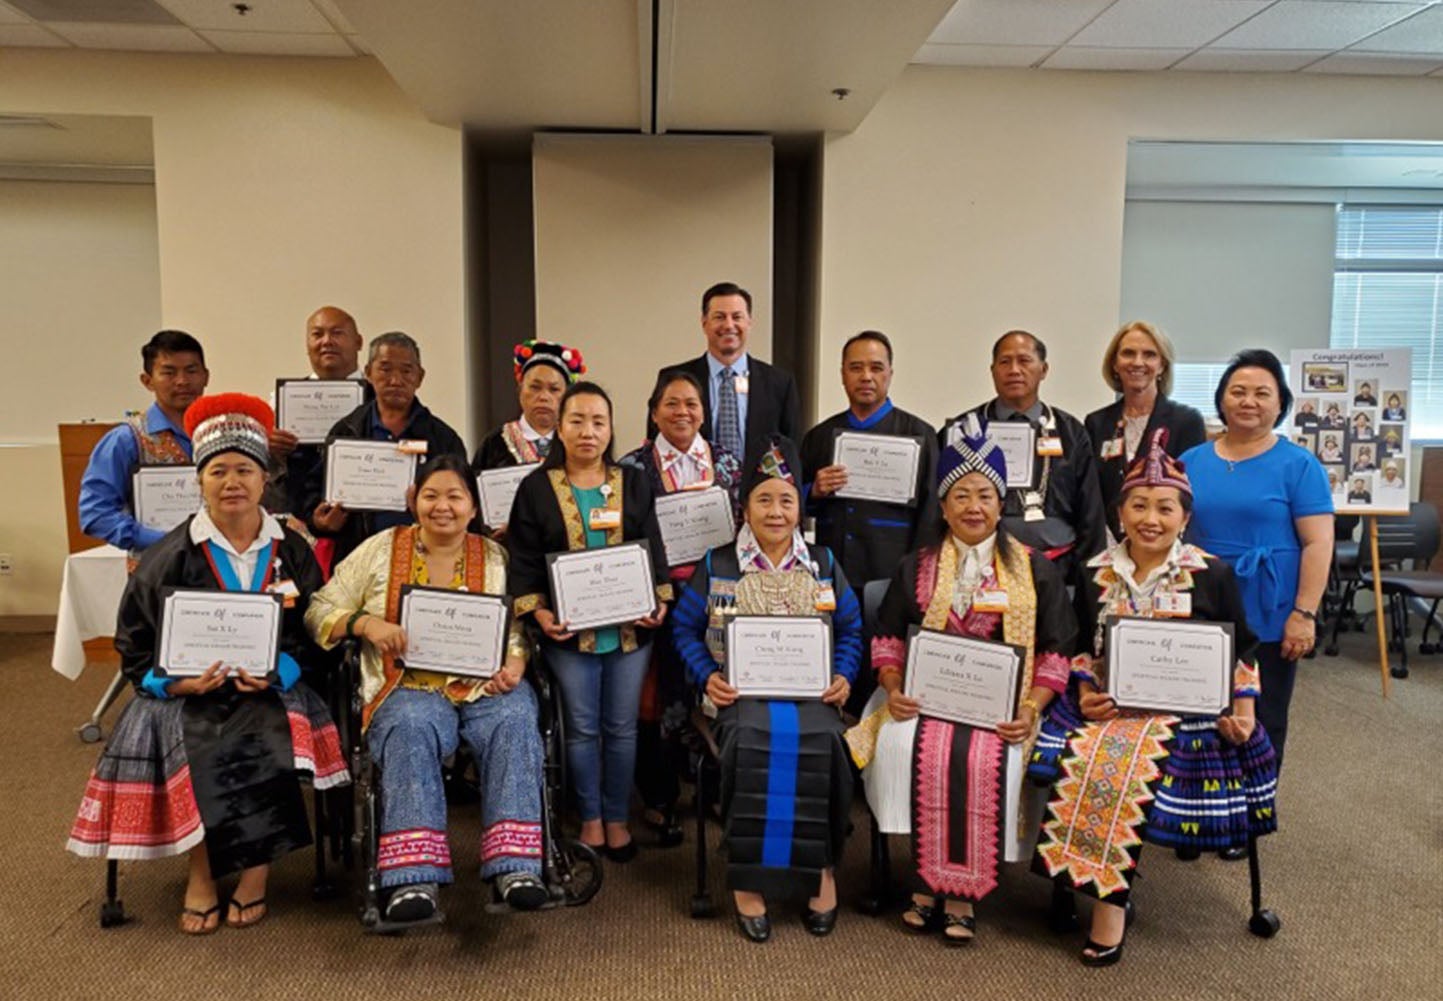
left=1293, top=352, right=1409, bottom=511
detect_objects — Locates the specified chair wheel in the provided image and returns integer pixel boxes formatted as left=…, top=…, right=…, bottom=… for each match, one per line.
left=360, top=904, right=382, bottom=929
left=77, top=722, right=104, bottom=744
left=99, top=900, right=126, bottom=928
left=689, top=894, right=716, bottom=919
left=553, top=838, right=603, bottom=907
left=1391, top=665, right=1409, bottom=679
left=1249, top=909, right=1281, bottom=938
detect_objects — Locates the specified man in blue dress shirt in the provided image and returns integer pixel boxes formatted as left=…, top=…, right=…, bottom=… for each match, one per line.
left=78, top=330, right=209, bottom=552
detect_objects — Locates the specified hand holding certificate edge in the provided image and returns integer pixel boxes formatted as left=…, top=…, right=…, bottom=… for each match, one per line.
left=706, top=670, right=849, bottom=708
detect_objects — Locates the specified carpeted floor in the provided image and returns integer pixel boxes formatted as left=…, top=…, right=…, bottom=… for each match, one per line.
left=3, top=630, right=1439, bottom=1001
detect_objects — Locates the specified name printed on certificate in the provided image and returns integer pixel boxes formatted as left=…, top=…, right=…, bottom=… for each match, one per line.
left=158, top=589, right=282, bottom=678
left=324, top=440, right=417, bottom=512
left=1107, top=616, right=1233, bottom=717
left=132, top=466, right=202, bottom=532
left=275, top=379, right=365, bottom=444
left=903, top=628, right=1023, bottom=731
left=725, top=615, right=833, bottom=699
left=831, top=431, right=923, bottom=506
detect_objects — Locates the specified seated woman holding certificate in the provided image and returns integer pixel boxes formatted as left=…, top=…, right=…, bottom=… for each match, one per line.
left=67, top=394, right=348, bottom=935
left=1030, top=430, right=1278, bottom=967
left=671, top=434, right=863, bottom=944
left=620, top=369, right=742, bottom=843
left=848, top=430, right=1075, bottom=945
left=507, top=381, right=673, bottom=863
left=305, top=454, right=547, bottom=921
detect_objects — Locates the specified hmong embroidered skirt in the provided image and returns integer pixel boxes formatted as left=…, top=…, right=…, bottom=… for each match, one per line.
left=68, top=683, right=348, bottom=876
left=717, top=699, right=852, bottom=897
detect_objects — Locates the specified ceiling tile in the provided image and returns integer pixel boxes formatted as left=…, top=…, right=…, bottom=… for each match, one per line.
left=1043, top=45, right=1193, bottom=70
left=912, top=42, right=1052, bottom=67
left=156, top=0, right=332, bottom=33
left=1071, top=0, right=1271, bottom=48
left=308, top=0, right=354, bottom=34
left=0, top=22, right=67, bottom=44
left=199, top=28, right=352, bottom=54
left=0, top=2, right=32, bottom=24
left=1211, top=1, right=1425, bottom=50
left=1174, top=47, right=1330, bottom=70
left=1348, top=6, right=1443, bottom=52
left=926, top=0, right=1114, bottom=47
left=1303, top=50, right=1443, bottom=73
left=47, top=21, right=212, bottom=50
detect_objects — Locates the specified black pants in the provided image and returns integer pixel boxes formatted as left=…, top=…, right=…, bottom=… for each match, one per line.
left=1254, top=641, right=1298, bottom=773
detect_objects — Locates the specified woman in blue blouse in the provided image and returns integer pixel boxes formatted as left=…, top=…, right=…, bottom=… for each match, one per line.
left=1181, top=349, right=1333, bottom=778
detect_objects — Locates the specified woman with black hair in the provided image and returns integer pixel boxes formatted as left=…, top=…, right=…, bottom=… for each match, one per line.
left=1180, top=349, right=1333, bottom=775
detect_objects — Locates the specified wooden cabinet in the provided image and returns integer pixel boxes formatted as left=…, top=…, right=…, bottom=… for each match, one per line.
left=58, top=421, right=119, bottom=555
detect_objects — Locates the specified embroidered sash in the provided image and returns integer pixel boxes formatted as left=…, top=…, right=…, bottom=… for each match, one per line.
left=127, top=414, right=190, bottom=466
left=501, top=421, right=544, bottom=464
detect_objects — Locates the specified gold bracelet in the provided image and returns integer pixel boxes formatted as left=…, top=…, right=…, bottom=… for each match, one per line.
left=1021, top=696, right=1042, bottom=719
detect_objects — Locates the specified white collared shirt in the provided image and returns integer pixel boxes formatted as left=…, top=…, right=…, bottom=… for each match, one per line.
left=518, top=414, right=554, bottom=448
left=949, top=533, right=997, bottom=614
left=189, top=506, right=286, bottom=588
left=1110, top=539, right=1183, bottom=602
left=655, top=434, right=712, bottom=490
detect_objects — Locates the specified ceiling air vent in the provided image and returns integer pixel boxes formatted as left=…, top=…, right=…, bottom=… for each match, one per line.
left=0, top=115, right=65, bottom=129
left=5, top=0, right=179, bottom=24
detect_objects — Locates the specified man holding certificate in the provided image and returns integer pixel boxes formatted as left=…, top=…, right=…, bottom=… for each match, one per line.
left=846, top=431, right=1076, bottom=945
left=307, top=455, right=549, bottom=922
left=671, top=435, right=863, bottom=943
left=1030, top=430, right=1278, bottom=967
left=68, top=394, right=348, bottom=935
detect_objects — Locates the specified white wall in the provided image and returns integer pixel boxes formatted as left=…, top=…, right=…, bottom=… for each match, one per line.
left=0, top=50, right=463, bottom=617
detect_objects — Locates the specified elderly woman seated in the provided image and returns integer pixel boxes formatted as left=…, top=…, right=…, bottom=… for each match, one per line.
left=305, top=454, right=546, bottom=922
left=68, top=394, right=348, bottom=934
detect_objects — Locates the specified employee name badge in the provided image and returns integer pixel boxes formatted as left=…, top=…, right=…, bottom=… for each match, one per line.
left=397, top=439, right=429, bottom=456
left=268, top=578, right=301, bottom=607
left=815, top=585, right=837, bottom=612
left=971, top=584, right=1009, bottom=613
left=1037, top=436, right=1064, bottom=457
left=588, top=507, right=621, bottom=530
left=1022, top=490, right=1046, bottom=522
left=734, top=375, right=750, bottom=395
left=1152, top=591, right=1192, bottom=617
left=1100, top=437, right=1124, bottom=460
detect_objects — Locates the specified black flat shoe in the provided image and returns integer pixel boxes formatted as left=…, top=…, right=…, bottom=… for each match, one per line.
left=1218, top=845, right=1249, bottom=862
left=643, top=810, right=685, bottom=848
left=1174, top=846, right=1202, bottom=862
left=901, top=897, right=943, bottom=933
left=941, top=911, right=976, bottom=946
left=735, top=911, right=771, bottom=943
left=1081, top=934, right=1126, bottom=967
left=602, top=839, right=638, bottom=864
left=801, top=906, right=838, bottom=937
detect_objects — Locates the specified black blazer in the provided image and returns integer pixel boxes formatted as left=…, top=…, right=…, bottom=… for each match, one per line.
left=647, top=353, right=800, bottom=467
left=1084, top=395, right=1208, bottom=538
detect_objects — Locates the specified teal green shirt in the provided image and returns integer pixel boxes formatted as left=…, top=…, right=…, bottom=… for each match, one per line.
left=570, top=484, right=620, bottom=655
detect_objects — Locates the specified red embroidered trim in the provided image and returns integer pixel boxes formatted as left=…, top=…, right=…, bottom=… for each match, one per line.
left=69, top=765, right=202, bottom=850
left=1032, top=651, right=1071, bottom=693
left=872, top=636, right=906, bottom=673
left=378, top=828, right=452, bottom=871
left=285, top=711, right=349, bottom=786
left=914, top=720, right=1004, bottom=900
left=480, top=819, right=543, bottom=861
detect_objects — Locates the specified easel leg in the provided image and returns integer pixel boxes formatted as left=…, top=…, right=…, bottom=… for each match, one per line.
left=1369, top=516, right=1391, bottom=698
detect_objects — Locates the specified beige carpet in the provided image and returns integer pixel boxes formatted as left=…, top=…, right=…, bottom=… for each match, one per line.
left=3, top=630, right=1440, bottom=1001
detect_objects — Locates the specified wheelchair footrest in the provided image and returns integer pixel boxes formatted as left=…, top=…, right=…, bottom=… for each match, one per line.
left=363, top=909, right=447, bottom=935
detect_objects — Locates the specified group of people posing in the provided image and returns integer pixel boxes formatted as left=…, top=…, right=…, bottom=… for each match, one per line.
left=67, top=283, right=1332, bottom=967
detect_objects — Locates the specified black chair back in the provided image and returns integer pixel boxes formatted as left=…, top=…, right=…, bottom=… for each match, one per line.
left=1372, top=502, right=1440, bottom=569
left=862, top=578, right=890, bottom=638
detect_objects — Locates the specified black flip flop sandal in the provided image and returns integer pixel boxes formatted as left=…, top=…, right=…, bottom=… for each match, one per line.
left=941, top=911, right=977, bottom=945
left=225, top=897, right=268, bottom=929
left=179, top=903, right=221, bottom=936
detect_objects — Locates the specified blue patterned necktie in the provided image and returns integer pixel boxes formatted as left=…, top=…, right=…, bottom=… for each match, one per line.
left=715, top=366, right=742, bottom=459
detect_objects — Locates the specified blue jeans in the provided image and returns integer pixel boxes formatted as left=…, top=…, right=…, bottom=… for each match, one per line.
left=546, top=644, right=651, bottom=823
left=367, top=686, right=543, bottom=888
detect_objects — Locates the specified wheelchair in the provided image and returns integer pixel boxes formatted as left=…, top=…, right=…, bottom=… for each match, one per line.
left=338, top=637, right=603, bottom=933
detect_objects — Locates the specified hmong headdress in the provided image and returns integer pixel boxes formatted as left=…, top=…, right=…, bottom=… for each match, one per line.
left=740, top=434, right=802, bottom=502
left=937, top=428, right=1007, bottom=498
left=1120, top=427, right=1191, bottom=498
left=184, top=393, right=273, bottom=471
left=513, top=340, right=585, bottom=384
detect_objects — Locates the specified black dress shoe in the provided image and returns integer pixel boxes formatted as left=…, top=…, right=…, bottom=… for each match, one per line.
left=802, top=906, right=838, bottom=937
left=1218, top=845, right=1249, bottom=862
left=735, top=911, right=771, bottom=943
left=602, top=839, right=638, bottom=864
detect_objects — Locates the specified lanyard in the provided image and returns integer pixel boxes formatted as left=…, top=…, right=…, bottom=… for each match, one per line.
left=204, top=538, right=276, bottom=592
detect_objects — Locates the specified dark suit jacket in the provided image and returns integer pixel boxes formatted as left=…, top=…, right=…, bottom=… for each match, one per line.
left=648, top=353, right=800, bottom=467
left=1084, top=395, right=1209, bottom=538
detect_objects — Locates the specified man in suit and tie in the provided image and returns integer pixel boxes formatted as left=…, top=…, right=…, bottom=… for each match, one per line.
left=650, top=281, right=800, bottom=466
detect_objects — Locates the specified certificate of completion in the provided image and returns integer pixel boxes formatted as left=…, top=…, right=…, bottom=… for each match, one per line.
left=984, top=423, right=1036, bottom=489
left=398, top=586, right=509, bottom=678
left=654, top=487, right=736, bottom=566
left=158, top=589, right=282, bottom=677
left=831, top=431, right=923, bottom=506
left=546, top=541, right=658, bottom=631
left=903, top=628, right=1023, bottom=731
left=477, top=463, right=539, bottom=528
left=725, top=615, right=833, bottom=698
left=132, top=466, right=201, bottom=532
left=324, top=440, right=417, bottom=511
left=1107, top=616, right=1233, bottom=716
left=275, top=379, right=365, bottom=444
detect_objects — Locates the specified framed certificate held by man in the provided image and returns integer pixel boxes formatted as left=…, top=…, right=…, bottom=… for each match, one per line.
left=903, top=627, right=1023, bottom=731
left=653, top=487, right=736, bottom=567
left=275, top=379, right=365, bottom=444
left=477, top=463, right=540, bottom=529
left=1106, top=616, right=1233, bottom=717
left=132, top=466, right=201, bottom=532
left=546, top=541, right=658, bottom=631
left=398, top=586, right=509, bottom=678
left=324, top=440, right=417, bottom=511
left=983, top=423, right=1036, bottom=489
left=724, top=615, right=833, bottom=699
left=157, top=589, right=283, bottom=678
left=830, top=431, right=923, bottom=506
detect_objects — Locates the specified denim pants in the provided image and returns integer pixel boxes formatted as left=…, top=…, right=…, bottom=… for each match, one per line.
left=367, top=685, right=543, bottom=888
left=546, top=643, right=651, bottom=823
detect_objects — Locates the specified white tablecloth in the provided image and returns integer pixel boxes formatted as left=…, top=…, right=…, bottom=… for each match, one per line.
left=52, top=545, right=128, bottom=680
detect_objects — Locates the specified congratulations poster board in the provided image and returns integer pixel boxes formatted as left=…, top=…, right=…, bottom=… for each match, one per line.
left=1290, top=348, right=1411, bottom=515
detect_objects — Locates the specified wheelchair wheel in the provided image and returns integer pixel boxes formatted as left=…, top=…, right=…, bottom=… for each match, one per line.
left=552, top=838, right=603, bottom=906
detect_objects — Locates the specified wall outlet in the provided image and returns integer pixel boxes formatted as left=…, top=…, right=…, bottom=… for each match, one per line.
left=0, top=554, right=11, bottom=575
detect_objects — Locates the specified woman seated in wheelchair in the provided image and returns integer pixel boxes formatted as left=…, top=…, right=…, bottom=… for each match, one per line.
left=67, top=394, right=349, bottom=935
left=305, top=453, right=548, bottom=922
left=672, top=435, right=863, bottom=943
left=1028, top=430, right=1279, bottom=966
left=848, top=432, right=1076, bottom=946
